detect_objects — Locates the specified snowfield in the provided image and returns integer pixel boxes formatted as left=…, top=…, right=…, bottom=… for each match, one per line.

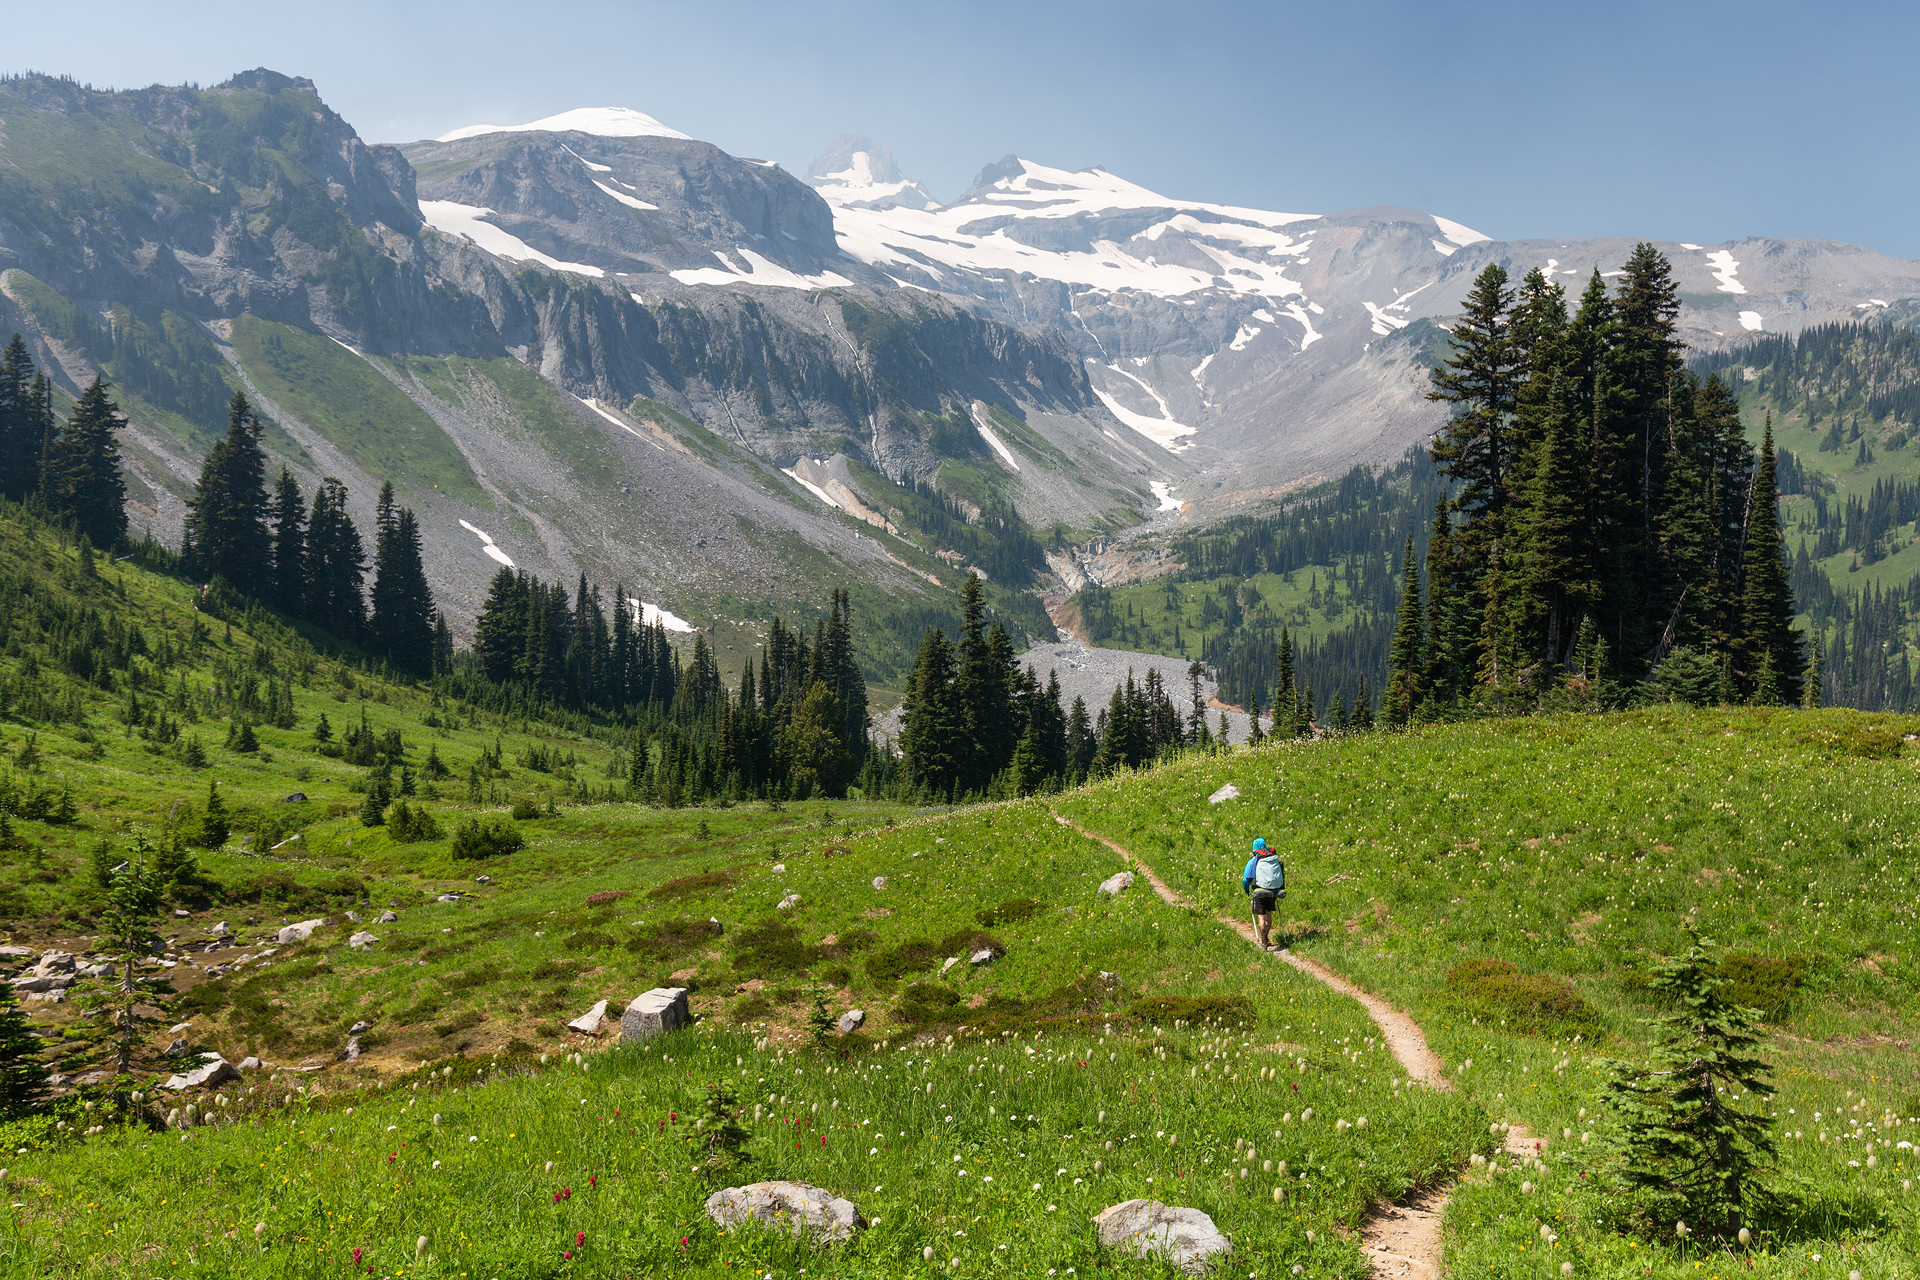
left=436, top=106, right=690, bottom=143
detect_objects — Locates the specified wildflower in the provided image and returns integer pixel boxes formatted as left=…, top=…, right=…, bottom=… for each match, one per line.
left=1737, top=1228, right=1751, bottom=1247
left=924, top=1247, right=935, bottom=1261
left=1561, top=1265, right=1573, bottom=1277
left=576, top=1231, right=587, bottom=1247
left=433, top=1160, right=442, bottom=1169
left=416, top=1235, right=430, bottom=1255
left=253, top=1223, right=266, bottom=1241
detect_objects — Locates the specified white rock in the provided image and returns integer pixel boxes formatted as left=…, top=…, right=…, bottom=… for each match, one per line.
left=1092, top=1199, right=1231, bottom=1275
left=209, top=922, right=232, bottom=938
left=620, top=987, right=690, bottom=1040
left=871, top=876, right=888, bottom=890
left=704, top=1181, right=865, bottom=1245
left=376, top=911, right=399, bottom=924
left=1098, top=872, right=1136, bottom=897
left=276, top=919, right=327, bottom=945
left=837, top=1009, right=865, bottom=1034
left=771, top=863, right=787, bottom=873
left=1207, top=784, right=1240, bottom=804
left=568, top=999, right=611, bottom=1036
left=170, top=1021, right=193, bottom=1034
left=162, top=1056, right=242, bottom=1091
left=940, top=957, right=960, bottom=974
left=969, top=948, right=995, bottom=966
left=777, top=894, right=800, bottom=911
left=348, top=932, right=379, bottom=949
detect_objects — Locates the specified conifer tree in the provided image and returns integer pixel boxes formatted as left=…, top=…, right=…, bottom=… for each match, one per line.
left=369, top=483, right=435, bottom=674
left=1802, top=628, right=1823, bottom=710
left=43, top=378, right=128, bottom=549
left=473, top=567, right=525, bottom=684
left=1736, top=416, right=1802, bottom=703
left=100, top=839, right=167, bottom=1074
left=1516, top=372, right=1595, bottom=667
left=183, top=392, right=271, bottom=593
left=0, top=978, right=47, bottom=1117
left=900, top=628, right=961, bottom=798
left=1428, top=264, right=1518, bottom=545
left=1385, top=535, right=1423, bottom=726
left=268, top=467, right=308, bottom=616
left=304, top=477, right=367, bottom=638
left=0, top=334, right=39, bottom=501
left=1351, top=678, right=1375, bottom=731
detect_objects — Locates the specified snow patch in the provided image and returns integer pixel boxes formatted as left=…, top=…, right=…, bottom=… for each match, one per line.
left=1150, top=481, right=1182, bottom=513
left=1738, top=311, right=1764, bottom=331
left=782, top=467, right=842, bottom=509
left=1190, top=352, right=1215, bottom=382
left=1092, top=388, right=1196, bottom=452
left=594, top=180, right=657, bottom=211
left=1229, top=324, right=1262, bottom=351
left=1431, top=239, right=1458, bottom=257
left=670, top=247, right=852, bottom=290
left=627, top=597, right=695, bottom=633
left=419, top=200, right=605, bottom=277
left=457, top=520, right=516, bottom=568
left=561, top=144, right=611, bottom=172
left=969, top=403, right=1022, bottom=471
left=1705, top=250, right=1747, bottom=295
left=1283, top=301, right=1323, bottom=349
left=437, top=106, right=690, bottom=143
left=1432, top=215, right=1491, bottom=248
left=1680, top=242, right=1701, bottom=250
left=576, top=395, right=663, bottom=451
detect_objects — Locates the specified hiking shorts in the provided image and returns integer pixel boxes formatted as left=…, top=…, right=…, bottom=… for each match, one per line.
left=1249, top=890, right=1278, bottom=913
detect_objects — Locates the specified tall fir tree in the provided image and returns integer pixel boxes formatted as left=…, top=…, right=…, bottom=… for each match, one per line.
left=0, top=334, right=39, bottom=501
left=268, top=467, right=308, bottom=616
left=1385, top=534, right=1423, bottom=726
left=43, top=378, right=128, bottom=549
left=1736, top=416, right=1803, bottom=703
left=368, top=483, right=435, bottom=674
left=183, top=392, right=271, bottom=593
left=304, top=476, right=367, bottom=638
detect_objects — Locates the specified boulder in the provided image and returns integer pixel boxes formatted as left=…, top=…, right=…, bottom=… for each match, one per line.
left=836, top=1009, right=865, bottom=1034
left=567, top=999, right=611, bottom=1036
left=435, top=893, right=462, bottom=903
left=237, top=1057, right=267, bottom=1071
left=209, top=922, right=232, bottom=938
left=376, top=911, right=399, bottom=924
left=164, top=1038, right=188, bottom=1056
left=172, top=908, right=191, bottom=919
left=282, top=792, right=307, bottom=803
left=340, top=1036, right=361, bottom=1063
left=348, top=932, right=379, bottom=950
left=9, top=974, right=54, bottom=992
left=1207, top=784, right=1241, bottom=804
left=162, top=1056, right=243, bottom=1091
left=349, top=1020, right=372, bottom=1035
left=871, top=876, right=888, bottom=890
left=0, top=944, right=35, bottom=959
left=704, top=1181, right=865, bottom=1245
left=276, top=919, right=327, bottom=945
left=1092, top=1199, right=1231, bottom=1275
left=777, top=894, right=800, bottom=911
left=1098, top=871, right=1136, bottom=897
left=474, top=875, right=492, bottom=885
left=620, top=987, right=690, bottom=1041
left=969, top=948, right=995, bottom=967
left=34, top=951, right=76, bottom=974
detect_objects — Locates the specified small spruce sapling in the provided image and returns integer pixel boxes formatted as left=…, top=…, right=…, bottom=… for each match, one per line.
left=696, top=1080, right=753, bottom=1184
left=807, top=986, right=838, bottom=1050
left=1601, top=933, right=1777, bottom=1241
left=100, top=837, right=169, bottom=1074
left=0, top=978, right=48, bottom=1117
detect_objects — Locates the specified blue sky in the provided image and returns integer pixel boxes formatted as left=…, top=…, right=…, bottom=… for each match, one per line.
left=15, top=0, right=1920, bottom=256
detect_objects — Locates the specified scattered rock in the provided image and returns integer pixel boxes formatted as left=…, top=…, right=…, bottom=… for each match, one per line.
left=568, top=999, right=611, bottom=1036
left=276, top=919, right=327, bottom=945
left=81, top=963, right=114, bottom=978
left=837, top=1009, right=866, bottom=1034
left=9, top=975, right=56, bottom=992
left=349, top=1021, right=373, bottom=1034
left=346, top=911, right=362, bottom=924
left=704, top=1181, right=865, bottom=1245
left=1207, top=784, right=1241, bottom=804
left=871, top=876, right=888, bottom=890
left=620, top=987, right=690, bottom=1040
left=34, top=951, right=76, bottom=974
left=282, top=792, right=307, bottom=803
left=172, top=908, right=191, bottom=919
left=340, top=1037, right=361, bottom=1063
left=474, top=875, right=492, bottom=886
left=435, top=893, right=463, bottom=904
left=1092, top=1200, right=1231, bottom=1275
left=26, top=989, right=65, bottom=1005
left=348, top=931, right=379, bottom=950
left=73, top=1070, right=110, bottom=1087
left=162, top=1056, right=242, bottom=1091
left=0, top=944, right=35, bottom=959
left=44, top=1072, right=71, bottom=1088
left=777, top=894, right=800, bottom=910
left=376, top=911, right=398, bottom=924
left=771, top=863, right=787, bottom=873
left=969, top=948, right=995, bottom=967
left=163, top=1038, right=188, bottom=1056
left=940, top=957, right=960, bottom=974
left=209, top=922, right=232, bottom=938
left=1098, top=872, right=1136, bottom=897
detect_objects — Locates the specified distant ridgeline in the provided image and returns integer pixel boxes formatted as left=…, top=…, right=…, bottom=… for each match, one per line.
left=1694, top=321, right=1920, bottom=711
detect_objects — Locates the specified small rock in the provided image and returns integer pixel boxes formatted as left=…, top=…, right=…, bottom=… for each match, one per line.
left=349, top=1020, right=373, bottom=1035
left=346, top=911, right=362, bottom=924
left=44, top=1073, right=71, bottom=1088
left=73, top=1070, right=110, bottom=1087
left=1092, top=1200, right=1231, bottom=1275
left=173, top=909, right=191, bottom=919
left=620, top=987, right=690, bottom=1041
left=282, top=792, right=307, bottom=803
left=940, top=957, right=960, bottom=974
left=348, top=932, right=378, bottom=950
left=1207, top=784, right=1240, bottom=805
left=209, top=922, right=232, bottom=938
left=969, top=948, right=995, bottom=967
left=376, top=911, right=398, bottom=924
left=704, top=1181, right=865, bottom=1245
left=871, top=876, right=888, bottom=890
left=771, top=863, right=786, bottom=873
left=237, top=1057, right=265, bottom=1071
left=436, top=893, right=462, bottom=904
left=164, top=1038, right=188, bottom=1056
left=170, top=1020, right=193, bottom=1034
left=1098, top=871, right=1136, bottom=897
left=474, top=875, right=492, bottom=885
left=836, top=1009, right=865, bottom=1034
left=275, top=919, right=327, bottom=945
left=777, top=894, right=800, bottom=911
left=340, top=1037, right=361, bottom=1062
left=568, top=999, right=611, bottom=1036
left=162, top=1056, right=242, bottom=1091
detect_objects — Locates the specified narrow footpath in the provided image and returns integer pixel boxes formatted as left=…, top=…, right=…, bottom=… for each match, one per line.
left=1051, top=812, right=1531, bottom=1280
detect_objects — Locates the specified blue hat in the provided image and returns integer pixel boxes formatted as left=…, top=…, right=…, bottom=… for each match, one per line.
left=1251, top=838, right=1267, bottom=852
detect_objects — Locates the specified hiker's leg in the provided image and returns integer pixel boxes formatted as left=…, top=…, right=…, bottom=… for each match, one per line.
left=1253, top=907, right=1271, bottom=947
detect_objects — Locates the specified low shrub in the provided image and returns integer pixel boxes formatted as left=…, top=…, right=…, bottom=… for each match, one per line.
left=624, top=917, right=720, bottom=963
left=647, top=871, right=732, bottom=900
left=1130, top=994, right=1258, bottom=1030
left=585, top=890, right=626, bottom=906
left=896, top=981, right=961, bottom=1026
left=386, top=800, right=442, bottom=843
left=1716, top=952, right=1812, bottom=1021
left=730, top=920, right=823, bottom=976
left=450, top=818, right=525, bottom=860
left=977, top=897, right=1044, bottom=927
left=509, top=797, right=541, bottom=820
left=865, top=937, right=944, bottom=985
left=1446, top=958, right=1595, bottom=1032
left=1797, top=724, right=1905, bottom=760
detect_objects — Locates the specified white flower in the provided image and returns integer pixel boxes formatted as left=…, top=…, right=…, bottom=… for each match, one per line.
left=1047, top=1205, right=1057, bottom=1212
left=386, top=1125, right=397, bottom=1132
left=1032, top=1182, right=1041, bottom=1191
left=432, top=1160, right=441, bottom=1169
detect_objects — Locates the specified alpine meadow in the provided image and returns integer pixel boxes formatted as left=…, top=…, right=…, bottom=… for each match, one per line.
left=0, top=36, right=1916, bottom=1280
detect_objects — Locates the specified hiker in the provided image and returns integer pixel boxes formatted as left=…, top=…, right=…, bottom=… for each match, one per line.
left=1241, top=837, right=1285, bottom=950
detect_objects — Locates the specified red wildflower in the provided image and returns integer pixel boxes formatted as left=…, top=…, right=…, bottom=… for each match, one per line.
left=588, top=1174, right=598, bottom=1189
left=576, top=1231, right=587, bottom=1247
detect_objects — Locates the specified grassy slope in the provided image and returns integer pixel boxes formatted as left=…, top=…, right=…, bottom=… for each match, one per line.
left=1058, top=708, right=1920, bottom=1275
left=229, top=318, right=486, bottom=506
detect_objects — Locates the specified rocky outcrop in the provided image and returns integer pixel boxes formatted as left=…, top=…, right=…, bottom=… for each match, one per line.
left=1092, top=1200, right=1231, bottom=1275
left=704, top=1181, right=865, bottom=1245
left=620, top=987, right=690, bottom=1040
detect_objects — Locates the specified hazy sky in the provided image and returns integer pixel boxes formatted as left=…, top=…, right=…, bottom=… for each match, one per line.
left=14, top=0, right=1920, bottom=256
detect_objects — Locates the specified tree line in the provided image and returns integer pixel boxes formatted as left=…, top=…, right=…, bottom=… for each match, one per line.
left=1385, top=247, right=1804, bottom=722
left=0, top=335, right=130, bottom=551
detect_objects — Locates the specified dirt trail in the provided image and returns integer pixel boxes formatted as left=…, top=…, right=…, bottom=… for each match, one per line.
left=1050, top=811, right=1471, bottom=1279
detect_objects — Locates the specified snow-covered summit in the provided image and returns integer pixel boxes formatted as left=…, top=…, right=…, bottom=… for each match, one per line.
left=805, top=135, right=939, bottom=211
left=436, top=106, right=690, bottom=144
